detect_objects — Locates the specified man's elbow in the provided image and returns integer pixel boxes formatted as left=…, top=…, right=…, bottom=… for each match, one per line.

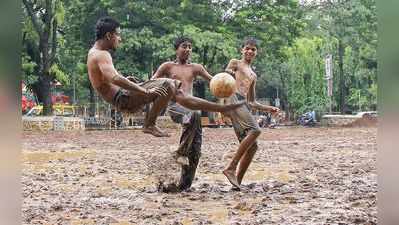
left=248, top=101, right=257, bottom=108
left=175, top=91, right=186, bottom=102
left=110, top=75, right=121, bottom=84
left=151, top=74, right=162, bottom=80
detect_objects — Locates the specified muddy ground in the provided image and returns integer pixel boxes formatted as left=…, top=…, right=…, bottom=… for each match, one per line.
left=22, top=126, right=377, bottom=225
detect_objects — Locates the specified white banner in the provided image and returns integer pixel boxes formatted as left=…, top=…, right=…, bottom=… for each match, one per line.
left=325, top=54, right=333, bottom=80
left=325, top=54, right=333, bottom=96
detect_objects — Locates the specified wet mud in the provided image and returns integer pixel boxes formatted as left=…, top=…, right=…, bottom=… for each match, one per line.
left=22, top=127, right=377, bottom=225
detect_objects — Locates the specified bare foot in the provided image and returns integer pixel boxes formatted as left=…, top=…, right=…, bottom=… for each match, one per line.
left=143, top=126, right=170, bottom=137
left=223, top=169, right=240, bottom=189
left=176, top=156, right=189, bottom=166
left=172, top=151, right=189, bottom=166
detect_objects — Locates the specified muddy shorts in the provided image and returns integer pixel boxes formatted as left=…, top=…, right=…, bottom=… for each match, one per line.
left=227, top=93, right=260, bottom=142
left=167, top=102, right=202, bottom=157
left=168, top=102, right=202, bottom=190
left=112, top=78, right=177, bottom=113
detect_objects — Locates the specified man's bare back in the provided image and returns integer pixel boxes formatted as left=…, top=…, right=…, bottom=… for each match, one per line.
left=86, top=17, right=178, bottom=137
left=87, top=48, right=120, bottom=103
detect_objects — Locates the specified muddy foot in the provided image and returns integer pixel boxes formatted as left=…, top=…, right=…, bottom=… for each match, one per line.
left=223, top=169, right=240, bottom=189
left=143, top=126, right=170, bottom=137
left=172, top=151, right=189, bottom=166
left=157, top=181, right=180, bottom=193
left=176, top=156, right=189, bottom=166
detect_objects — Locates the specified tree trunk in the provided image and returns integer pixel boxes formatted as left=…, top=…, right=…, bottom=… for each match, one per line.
left=202, top=46, right=208, bottom=66
left=41, top=82, right=53, bottom=115
left=193, top=80, right=207, bottom=117
left=88, top=84, right=96, bottom=117
left=32, top=75, right=53, bottom=115
left=338, top=39, right=345, bottom=114
left=23, top=0, right=58, bottom=116
left=194, top=46, right=209, bottom=117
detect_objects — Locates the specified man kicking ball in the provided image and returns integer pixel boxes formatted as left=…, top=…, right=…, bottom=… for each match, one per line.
left=87, top=17, right=243, bottom=137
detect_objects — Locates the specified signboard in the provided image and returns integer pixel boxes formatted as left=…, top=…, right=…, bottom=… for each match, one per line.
left=275, top=98, right=280, bottom=107
left=325, top=54, right=333, bottom=97
left=327, top=79, right=333, bottom=97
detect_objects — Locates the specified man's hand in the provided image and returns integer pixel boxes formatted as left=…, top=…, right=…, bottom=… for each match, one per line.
left=269, top=106, right=280, bottom=116
left=145, top=86, right=169, bottom=97
left=126, top=75, right=140, bottom=83
left=248, top=102, right=280, bottom=115
left=224, top=69, right=236, bottom=78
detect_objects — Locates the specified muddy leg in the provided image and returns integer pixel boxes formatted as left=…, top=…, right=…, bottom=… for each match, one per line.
left=143, top=79, right=176, bottom=137
left=236, top=143, right=258, bottom=185
left=175, top=93, right=244, bottom=113
left=178, top=111, right=202, bottom=190
left=223, top=130, right=260, bottom=188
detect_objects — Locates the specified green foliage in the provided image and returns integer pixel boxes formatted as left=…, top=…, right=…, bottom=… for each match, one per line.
left=21, top=0, right=377, bottom=118
left=284, top=37, right=329, bottom=115
left=50, top=64, right=69, bottom=86
left=54, top=0, right=65, bottom=25
left=301, top=0, right=377, bottom=113
left=22, top=54, right=38, bottom=85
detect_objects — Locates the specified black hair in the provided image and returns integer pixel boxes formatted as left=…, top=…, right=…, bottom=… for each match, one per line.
left=95, top=16, right=120, bottom=41
left=241, top=37, right=259, bottom=48
left=174, top=36, right=193, bottom=50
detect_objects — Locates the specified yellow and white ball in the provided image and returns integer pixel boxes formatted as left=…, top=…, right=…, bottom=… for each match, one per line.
left=210, top=72, right=236, bottom=98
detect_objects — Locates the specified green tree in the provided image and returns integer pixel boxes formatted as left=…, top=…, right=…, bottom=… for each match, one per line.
left=303, top=0, right=377, bottom=113
left=284, top=37, right=329, bottom=116
left=22, top=0, right=66, bottom=115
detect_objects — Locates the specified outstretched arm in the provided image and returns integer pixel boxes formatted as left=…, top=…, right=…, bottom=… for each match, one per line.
left=247, top=80, right=280, bottom=115
left=225, top=59, right=239, bottom=77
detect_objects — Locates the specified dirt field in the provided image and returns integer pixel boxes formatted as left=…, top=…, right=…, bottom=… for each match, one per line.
left=22, top=126, right=377, bottom=225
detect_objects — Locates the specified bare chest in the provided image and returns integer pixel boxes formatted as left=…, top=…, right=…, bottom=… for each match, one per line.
left=162, top=64, right=198, bottom=94
left=167, top=65, right=197, bottom=82
left=235, top=66, right=256, bottom=95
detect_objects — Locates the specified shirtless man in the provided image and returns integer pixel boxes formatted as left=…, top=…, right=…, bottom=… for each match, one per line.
left=151, top=37, right=214, bottom=190
left=222, top=38, right=280, bottom=189
left=87, top=17, right=243, bottom=137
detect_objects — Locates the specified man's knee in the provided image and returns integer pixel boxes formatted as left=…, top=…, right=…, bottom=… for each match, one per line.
left=249, top=142, right=258, bottom=153
left=159, top=78, right=180, bottom=95
left=249, top=128, right=261, bottom=137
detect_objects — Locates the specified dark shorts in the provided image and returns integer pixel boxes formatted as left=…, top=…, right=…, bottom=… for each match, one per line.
left=168, top=102, right=199, bottom=125
left=227, top=93, right=260, bottom=141
left=112, top=78, right=177, bottom=113
left=167, top=102, right=202, bottom=157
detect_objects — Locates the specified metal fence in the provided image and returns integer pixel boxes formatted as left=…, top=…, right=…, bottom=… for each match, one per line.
left=71, top=102, right=145, bottom=129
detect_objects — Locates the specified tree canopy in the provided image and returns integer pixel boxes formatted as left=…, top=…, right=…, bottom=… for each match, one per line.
left=22, top=0, right=377, bottom=117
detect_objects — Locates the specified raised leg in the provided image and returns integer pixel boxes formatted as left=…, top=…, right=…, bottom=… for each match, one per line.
left=175, top=92, right=244, bottom=113
left=143, top=79, right=177, bottom=137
